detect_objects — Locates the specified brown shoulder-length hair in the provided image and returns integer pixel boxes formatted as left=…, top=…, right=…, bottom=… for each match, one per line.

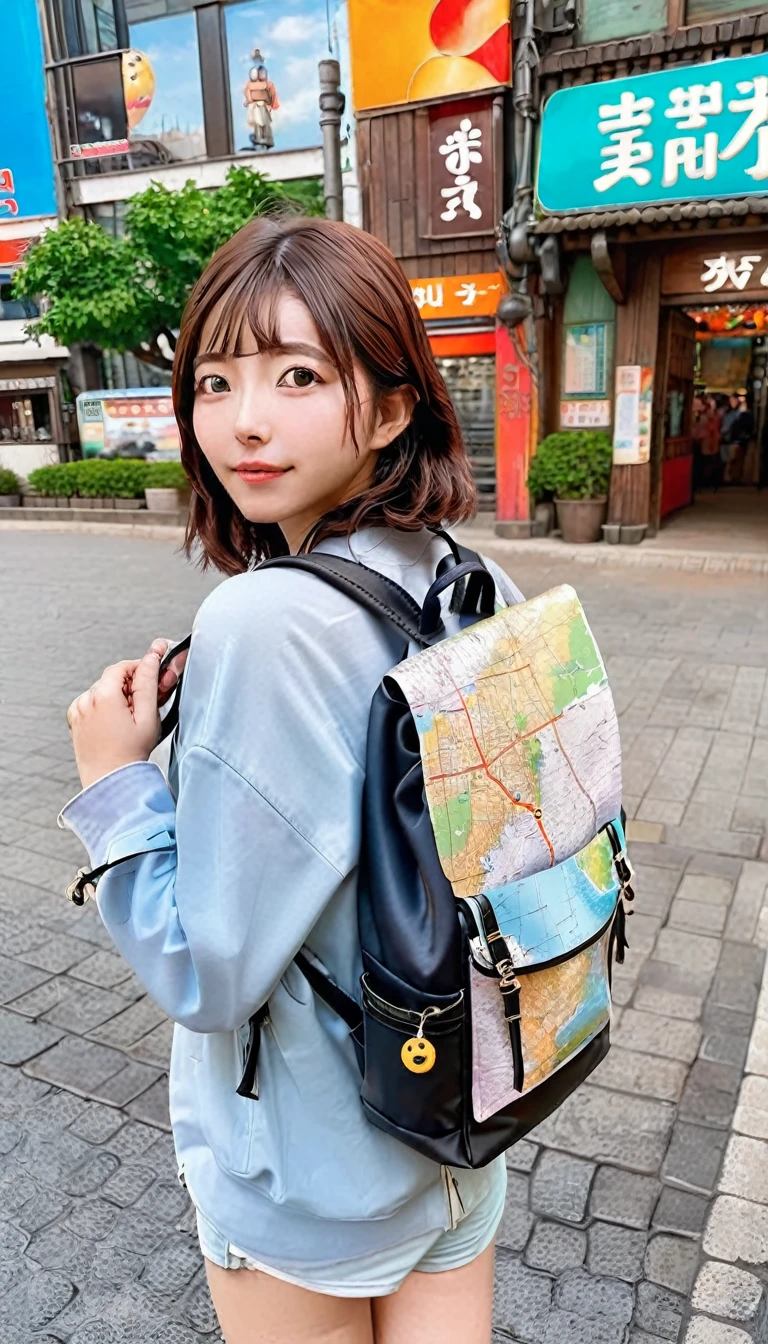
left=173, top=214, right=477, bottom=574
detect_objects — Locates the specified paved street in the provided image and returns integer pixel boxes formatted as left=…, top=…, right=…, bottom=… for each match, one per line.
left=1, top=528, right=768, bottom=1343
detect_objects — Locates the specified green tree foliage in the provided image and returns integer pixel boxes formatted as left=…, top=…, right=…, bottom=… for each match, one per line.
left=526, top=431, right=613, bottom=501
left=12, top=167, right=323, bottom=371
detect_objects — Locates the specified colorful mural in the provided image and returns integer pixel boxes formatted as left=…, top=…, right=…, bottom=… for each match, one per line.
left=349, top=0, right=511, bottom=112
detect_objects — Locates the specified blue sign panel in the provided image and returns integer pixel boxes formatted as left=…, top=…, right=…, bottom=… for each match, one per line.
left=538, top=52, right=768, bottom=214
left=0, top=0, right=57, bottom=220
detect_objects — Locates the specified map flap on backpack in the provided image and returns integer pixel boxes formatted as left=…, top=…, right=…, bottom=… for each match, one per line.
left=389, top=584, right=623, bottom=916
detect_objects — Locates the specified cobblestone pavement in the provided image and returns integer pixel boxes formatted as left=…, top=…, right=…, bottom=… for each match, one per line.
left=1, top=530, right=768, bottom=1343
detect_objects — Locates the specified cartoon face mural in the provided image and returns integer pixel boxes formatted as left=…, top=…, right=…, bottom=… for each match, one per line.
left=349, top=0, right=510, bottom=111
left=122, top=49, right=156, bottom=130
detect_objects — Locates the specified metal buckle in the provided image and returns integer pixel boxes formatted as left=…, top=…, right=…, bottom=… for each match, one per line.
left=65, top=869, right=96, bottom=907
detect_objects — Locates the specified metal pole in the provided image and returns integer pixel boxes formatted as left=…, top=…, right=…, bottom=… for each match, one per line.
left=318, top=59, right=345, bottom=222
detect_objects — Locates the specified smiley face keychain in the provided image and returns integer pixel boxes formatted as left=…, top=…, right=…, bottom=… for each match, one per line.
left=401, top=1007, right=440, bottom=1074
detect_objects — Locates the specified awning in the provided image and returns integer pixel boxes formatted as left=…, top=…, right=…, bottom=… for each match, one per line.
left=534, top=196, right=768, bottom=234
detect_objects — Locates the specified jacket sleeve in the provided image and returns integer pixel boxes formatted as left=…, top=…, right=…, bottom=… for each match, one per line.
left=57, top=566, right=385, bottom=1035
left=60, top=753, right=344, bottom=1034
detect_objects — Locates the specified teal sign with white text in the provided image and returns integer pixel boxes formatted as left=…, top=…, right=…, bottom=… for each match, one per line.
left=537, top=52, right=768, bottom=213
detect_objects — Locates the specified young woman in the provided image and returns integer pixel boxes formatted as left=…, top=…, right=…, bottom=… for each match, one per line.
left=62, top=216, right=522, bottom=1344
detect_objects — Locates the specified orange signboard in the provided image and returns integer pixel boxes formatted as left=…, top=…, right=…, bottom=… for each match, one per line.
left=349, top=0, right=511, bottom=112
left=410, top=272, right=503, bottom=321
left=0, top=237, right=32, bottom=265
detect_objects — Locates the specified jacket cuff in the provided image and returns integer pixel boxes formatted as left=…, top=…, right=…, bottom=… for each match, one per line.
left=58, top=761, right=176, bottom=869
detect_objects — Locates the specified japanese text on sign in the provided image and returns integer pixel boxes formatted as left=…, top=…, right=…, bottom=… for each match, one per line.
left=438, top=117, right=484, bottom=223
left=594, top=78, right=768, bottom=194
left=538, top=53, right=768, bottom=212
left=700, top=253, right=768, bottom=291
left=409, top=273, right=503, bottom=321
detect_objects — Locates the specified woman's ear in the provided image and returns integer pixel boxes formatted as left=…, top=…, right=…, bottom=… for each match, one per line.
left=369, top=386, right=418, bottom=451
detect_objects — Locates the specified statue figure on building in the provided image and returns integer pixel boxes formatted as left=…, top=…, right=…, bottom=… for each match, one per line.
left=244, top=48, right=280, bottom=151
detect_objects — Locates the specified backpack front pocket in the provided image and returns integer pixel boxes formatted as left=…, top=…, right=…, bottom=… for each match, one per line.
left=360, top=977, right=465, bottom=1138
left=470, top=926, right=613, bottom=1123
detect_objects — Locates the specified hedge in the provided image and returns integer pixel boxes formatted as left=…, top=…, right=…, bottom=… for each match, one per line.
left=0, top=468, right=21, bottom=495
left=27, top=459, right=189, bottom=499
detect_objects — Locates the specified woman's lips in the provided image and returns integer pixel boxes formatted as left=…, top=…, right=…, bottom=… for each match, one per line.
left=234, top=463, right=289, bottom=484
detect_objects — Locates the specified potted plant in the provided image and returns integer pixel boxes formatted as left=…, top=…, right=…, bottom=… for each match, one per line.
left=527, top=431, right=613, bottom=544
left=110, top=460, right=148, bottom=510
left=143, top=460, right=189, bottom=513
left=0, top=468, right=21, bottom=507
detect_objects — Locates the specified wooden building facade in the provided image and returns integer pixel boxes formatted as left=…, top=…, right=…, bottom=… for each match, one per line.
left=531, top=9, right=768, bottom=538
left=357, top=91, right=512, bottom=511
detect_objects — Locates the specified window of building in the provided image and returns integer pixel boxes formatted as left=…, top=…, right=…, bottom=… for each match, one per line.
left=81, top=0, right=118, bottom=50
left=225, top=0, right=330, bottom=155
left=85, top=201, right=129, bottom=236
left=0, top=285, right=40, bottom=321
left=60, top=0, right=127, bottom=55
left=580, top=0, right=667, bottom=44
left=0, top=393, right=52, bottom=443
left=126, top=6, right=206, bottom=160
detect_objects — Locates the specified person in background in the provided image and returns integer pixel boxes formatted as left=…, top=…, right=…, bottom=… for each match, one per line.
left=720, top=393, right=742, bottom=485
left=726, top=390, right=754, bottom=484
left=698, top=395, right=723, bottom=490
left=691, top=394, right=708, bottom=491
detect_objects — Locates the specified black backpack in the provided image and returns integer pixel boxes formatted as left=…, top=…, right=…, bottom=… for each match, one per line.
left=69, top=532, right=631, bottom=1170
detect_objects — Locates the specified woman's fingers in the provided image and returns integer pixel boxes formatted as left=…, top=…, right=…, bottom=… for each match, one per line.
left=155, top=639, right=189, bottom=706
left=130, top=648, right=163, bottom=732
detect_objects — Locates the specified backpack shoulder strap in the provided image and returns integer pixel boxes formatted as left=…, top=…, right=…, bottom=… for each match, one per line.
left=260, top=552, right=429, bottom=648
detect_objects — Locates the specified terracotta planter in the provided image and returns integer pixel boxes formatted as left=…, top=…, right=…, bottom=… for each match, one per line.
left=145, top=486, right=180, bottom=513
left=0, top=494, right=20, bottom=507
left=555, top=497, right=608, bottom=544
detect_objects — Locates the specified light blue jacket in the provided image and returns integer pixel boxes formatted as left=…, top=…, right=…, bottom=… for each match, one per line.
left=60, top=527, right=521, bottom=1268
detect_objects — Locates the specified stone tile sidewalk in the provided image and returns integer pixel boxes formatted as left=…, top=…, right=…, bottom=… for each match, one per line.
left=1, top=531, right=767, bottom=1343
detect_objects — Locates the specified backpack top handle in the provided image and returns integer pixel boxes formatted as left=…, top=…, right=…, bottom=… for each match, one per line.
left=419, top=560, right=496, bottom=641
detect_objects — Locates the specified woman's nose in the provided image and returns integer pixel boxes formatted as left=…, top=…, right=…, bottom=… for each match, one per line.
left=234, top=403, right=271, bottom=445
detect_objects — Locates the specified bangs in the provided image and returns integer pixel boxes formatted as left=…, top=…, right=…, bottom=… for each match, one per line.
left=194, top=245, right=362, bottom=429
left=197, top=260, right=284, bottom=359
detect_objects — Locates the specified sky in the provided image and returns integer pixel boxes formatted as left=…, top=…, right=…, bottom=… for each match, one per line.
left=128, top=0, right=336, bottom=158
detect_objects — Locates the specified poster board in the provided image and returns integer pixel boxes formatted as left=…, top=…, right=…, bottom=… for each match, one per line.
left=613, top=366, right=653, bottom=465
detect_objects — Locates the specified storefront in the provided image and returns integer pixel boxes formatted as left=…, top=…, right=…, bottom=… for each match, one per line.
left=530, top=42, right=768, bottom=541
left=409, top=272, right=502, bottom=510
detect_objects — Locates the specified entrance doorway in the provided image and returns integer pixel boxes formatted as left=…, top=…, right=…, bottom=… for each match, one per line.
left=653, top=300, right=768, bottom=543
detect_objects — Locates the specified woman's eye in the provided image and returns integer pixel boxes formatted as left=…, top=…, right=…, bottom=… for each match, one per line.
left=199, top=374, right=230, bottom=394
left=283, top=367, right=317, bottom=389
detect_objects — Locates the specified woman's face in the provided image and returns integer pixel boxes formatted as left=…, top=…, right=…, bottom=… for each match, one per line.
left=192, top=293, right=411, bottom=551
